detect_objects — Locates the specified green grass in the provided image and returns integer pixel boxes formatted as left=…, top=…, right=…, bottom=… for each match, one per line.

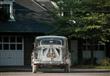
left=95, top=66, right=110, bottom=69
left=72, top=65, right=110, bottom=69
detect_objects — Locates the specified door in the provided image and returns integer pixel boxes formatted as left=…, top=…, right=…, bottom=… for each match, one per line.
left=0, top=36, right=24, bottom=66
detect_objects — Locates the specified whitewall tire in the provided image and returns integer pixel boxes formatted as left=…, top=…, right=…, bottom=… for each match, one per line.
left=32, top=64, right=37, bottom=73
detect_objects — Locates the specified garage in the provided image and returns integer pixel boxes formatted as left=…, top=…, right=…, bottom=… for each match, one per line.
left=0, top=36, right=24, bottom=66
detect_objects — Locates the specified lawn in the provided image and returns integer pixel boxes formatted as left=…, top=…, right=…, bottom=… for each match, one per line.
left=95, top=66, right=110, bottom=69
left=72, top=65, right=110, bottom=69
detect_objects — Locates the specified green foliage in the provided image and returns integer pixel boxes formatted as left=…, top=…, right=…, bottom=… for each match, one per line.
left=95, top=66, right=110, bottom=69
left=99, top=58, right=110, bottom=66
left=52, top=0, right=110, bottom=42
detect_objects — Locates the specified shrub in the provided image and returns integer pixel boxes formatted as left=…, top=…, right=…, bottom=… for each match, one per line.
left=99, top=58, right=110, bottom=66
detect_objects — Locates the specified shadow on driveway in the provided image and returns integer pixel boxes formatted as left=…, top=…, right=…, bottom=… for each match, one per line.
left=0, top=66, right=110, bottom=73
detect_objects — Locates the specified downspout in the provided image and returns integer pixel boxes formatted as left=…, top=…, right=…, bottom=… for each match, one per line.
left=9, top=2, right=15, bottom=21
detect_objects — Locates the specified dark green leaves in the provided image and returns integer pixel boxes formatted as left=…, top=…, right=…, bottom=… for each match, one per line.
left=52, top=0, right=110, bottom=42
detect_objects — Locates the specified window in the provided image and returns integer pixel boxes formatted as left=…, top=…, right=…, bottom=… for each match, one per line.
left=0, top=44, right=2, bottom=50
left=10, top=44, right=15, bottom=50
left=0, top=4, right=10, bottom=21
left=17, top=44, right=22, bottom=50
left=0, top=37, right=2, bottom=42
left=2, top=4, right=10, bottom=14
left=0, top=0, right=15, bottom=21
left=10, top=36, right=15, bottom=42
left=0, top=36, right=23, bottom=50
left=3, top=44, right=9, bottom=50
left=17, top=37, right=22, bottom=43
left=3, top=36, right=9, bottom=42
left=41, top=39, right=62, bottom=45
left=99, top=45, right=105, bottom=50
left=81, top=40, right=105, bottom=51
left=36, top=38, right=64, bottom=46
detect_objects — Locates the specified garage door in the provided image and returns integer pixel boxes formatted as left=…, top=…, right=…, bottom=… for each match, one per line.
left=0, top=36, right=24, bottom=66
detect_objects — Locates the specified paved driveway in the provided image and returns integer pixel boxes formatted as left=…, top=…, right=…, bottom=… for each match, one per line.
left=0, top=68, right=110, bottom=76
left=0, top=72, right=110, bottom=76
left=0, top=67, right=110, bottom=76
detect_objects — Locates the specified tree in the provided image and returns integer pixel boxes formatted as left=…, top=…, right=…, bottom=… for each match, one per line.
left=51, top=0, right=110, bottom=64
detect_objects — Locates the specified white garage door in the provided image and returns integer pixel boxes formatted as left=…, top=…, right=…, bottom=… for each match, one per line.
left=0, top=36, right=24, bottom=66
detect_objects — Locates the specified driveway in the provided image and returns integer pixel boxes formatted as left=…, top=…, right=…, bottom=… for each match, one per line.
left=0, top=72, right=110, bottom=76
left=0, top=68, right=110, bottom=76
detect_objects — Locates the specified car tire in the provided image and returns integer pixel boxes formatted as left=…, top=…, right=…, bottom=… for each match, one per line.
left=64, top=64, right=70, bottom=73
left=32, top=64, right=38, bottom=73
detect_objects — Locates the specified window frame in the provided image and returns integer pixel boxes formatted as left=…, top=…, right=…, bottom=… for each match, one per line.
left=0, top=0, right=15, bottom=21
left=81, top=39, right=106, bottom=51
left=0, top=36, right=24, bottom=51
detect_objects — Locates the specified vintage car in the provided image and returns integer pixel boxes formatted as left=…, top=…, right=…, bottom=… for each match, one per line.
left=31, top=36, right=71, bottom=73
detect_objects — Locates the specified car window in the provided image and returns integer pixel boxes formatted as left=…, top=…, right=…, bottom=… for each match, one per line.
left=41, top=39, right=62, bottom=45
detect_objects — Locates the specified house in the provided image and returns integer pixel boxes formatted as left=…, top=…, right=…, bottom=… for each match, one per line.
left=0, top=0, right=55, bottom=66
left=0, top=0, right=109, bottom=67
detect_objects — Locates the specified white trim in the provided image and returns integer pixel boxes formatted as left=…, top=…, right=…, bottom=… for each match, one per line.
left=0, top=36, right=24, bottom=50
left=9, top=3, right=15, bottom=21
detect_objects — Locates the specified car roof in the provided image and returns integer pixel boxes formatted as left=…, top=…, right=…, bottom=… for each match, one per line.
left=36, top=36, right=67, bottom=40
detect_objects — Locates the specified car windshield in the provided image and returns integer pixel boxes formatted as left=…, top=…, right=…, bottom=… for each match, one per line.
left=41, top=39, right=62, bottom=45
